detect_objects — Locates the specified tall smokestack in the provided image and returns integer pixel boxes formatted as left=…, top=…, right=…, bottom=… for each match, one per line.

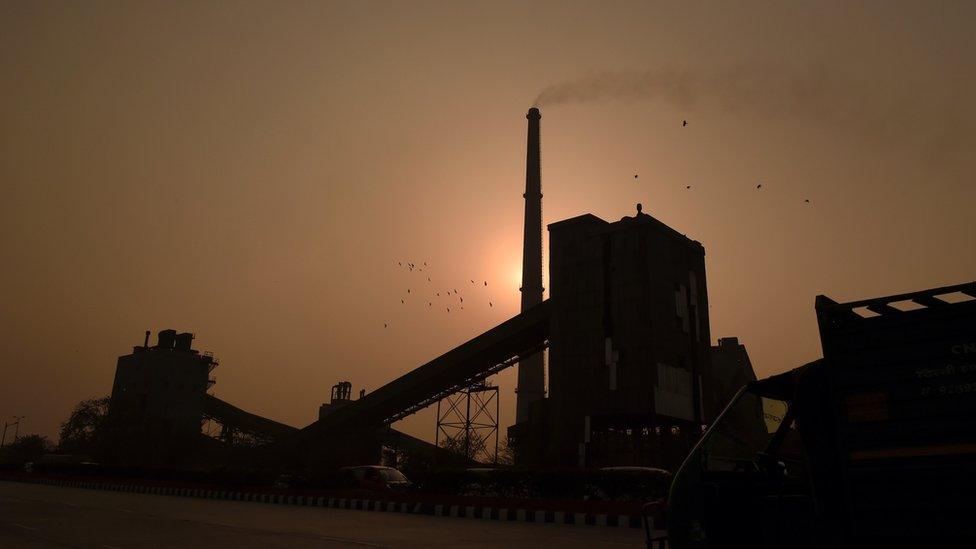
left=516, top=107, right=545, bottom=424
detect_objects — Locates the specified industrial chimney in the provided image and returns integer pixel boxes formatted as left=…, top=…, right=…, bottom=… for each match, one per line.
left=516, top=107, right=545, bottom=424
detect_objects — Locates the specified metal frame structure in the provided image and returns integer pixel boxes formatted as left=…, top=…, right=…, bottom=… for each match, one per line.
left=436, top=382, right=500, bottom=464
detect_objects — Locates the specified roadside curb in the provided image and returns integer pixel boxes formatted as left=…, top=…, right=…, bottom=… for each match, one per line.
left=3, top=477, right=655, bottom=530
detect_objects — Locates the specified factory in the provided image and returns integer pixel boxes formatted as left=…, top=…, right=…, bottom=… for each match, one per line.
left=103, top=107, right=754, bottom=472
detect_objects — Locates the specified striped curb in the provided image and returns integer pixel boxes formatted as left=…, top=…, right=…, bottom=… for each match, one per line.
left=3, top=477, right=656, bottom=530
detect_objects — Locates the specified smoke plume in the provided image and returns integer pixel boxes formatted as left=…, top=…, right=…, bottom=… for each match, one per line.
left=533, top=65, right=973, bottom=165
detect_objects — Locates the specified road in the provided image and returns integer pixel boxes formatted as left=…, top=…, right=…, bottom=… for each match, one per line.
left=0, top=482, right=644, bottom=548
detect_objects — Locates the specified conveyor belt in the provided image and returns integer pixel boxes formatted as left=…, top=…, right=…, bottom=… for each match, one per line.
left=203, top=394, right=298, bottom=440
left=305, top=299, right=552, bottom=435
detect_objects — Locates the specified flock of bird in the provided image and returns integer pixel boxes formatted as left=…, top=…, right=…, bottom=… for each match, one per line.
left=381, top=117, right=813, bottom=330
left=383, top=261, right=495, bottom=329
left=632, top=120, right=811, bottom=204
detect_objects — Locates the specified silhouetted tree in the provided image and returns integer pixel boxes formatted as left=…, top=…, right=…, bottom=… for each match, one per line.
left=440, top=432, right=491, bottom=463
left=0, top=434, right=52, bottom=464
left=58, top=396, right=110, bottom=454
left=496, top=437, right=515, bottom=466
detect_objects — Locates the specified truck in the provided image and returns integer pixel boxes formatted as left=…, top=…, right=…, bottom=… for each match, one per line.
left=660, top=281, right=976, bottom=547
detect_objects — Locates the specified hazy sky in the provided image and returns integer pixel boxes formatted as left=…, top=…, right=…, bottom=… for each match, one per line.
left=2, top=1, right=974, bottom=444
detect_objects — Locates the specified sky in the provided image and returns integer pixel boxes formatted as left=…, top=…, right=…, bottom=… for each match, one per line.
left=1, top=1, right=974, bottom=444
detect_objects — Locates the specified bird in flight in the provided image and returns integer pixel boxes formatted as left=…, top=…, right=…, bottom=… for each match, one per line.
left=484, top=281, right=487, bottom=286
left=682, top=120, right=688, bottom=127
left=384, top=323, right=387, bottom=328
left=686, top=185, right=691, bottom=189
left=804, top=199, right=810, bottom=204
left=489, top=302, right=493, bottom=307
left=634, top=174, right=639, bottom=179
left=447, top=308, right=450, bottom=313
left=757, top=184, right=762, bottom=189
left=401, top=299, right=404, bottom=304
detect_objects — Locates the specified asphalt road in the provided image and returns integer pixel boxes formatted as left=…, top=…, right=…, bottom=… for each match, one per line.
left=0, top=482, right=644, bottom=548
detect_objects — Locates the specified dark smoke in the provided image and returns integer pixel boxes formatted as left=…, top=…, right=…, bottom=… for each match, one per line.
left=533, top=65, right=974, bottom=166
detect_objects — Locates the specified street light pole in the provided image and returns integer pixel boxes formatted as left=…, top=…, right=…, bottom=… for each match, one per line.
left=11, top=416, right=24, bottom=442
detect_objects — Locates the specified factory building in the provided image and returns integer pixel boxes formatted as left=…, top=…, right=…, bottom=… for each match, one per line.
left=706, top=337, right=757, bottom=421
left=108, top=329, right=217, bottom=458
left=510, top=207, right=715, bottom=468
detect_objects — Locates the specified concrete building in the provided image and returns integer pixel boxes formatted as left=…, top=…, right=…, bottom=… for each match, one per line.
left=706, top=337, right=757, bottom=420
left=109, top=329, right=216, bottom=447
left=513, top=206, right=714, bottom=468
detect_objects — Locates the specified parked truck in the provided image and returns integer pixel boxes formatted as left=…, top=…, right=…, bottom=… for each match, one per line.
left=662, top=281, right=976, bottom=547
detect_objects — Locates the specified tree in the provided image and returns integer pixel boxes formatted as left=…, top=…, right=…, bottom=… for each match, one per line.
left=496, top=437, right=515, bottom=466
left=0, top=434, right=52, bottom=464
left=439, top=432, right=490, bottom=463
left=58, top=396, right=110, bottom=455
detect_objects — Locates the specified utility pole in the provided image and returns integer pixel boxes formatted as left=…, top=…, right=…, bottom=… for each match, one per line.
left=12, top=416, right=24, bottom=442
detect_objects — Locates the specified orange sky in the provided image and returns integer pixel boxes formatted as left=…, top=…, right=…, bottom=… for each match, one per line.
left=2, top=1, right=974, bottom=443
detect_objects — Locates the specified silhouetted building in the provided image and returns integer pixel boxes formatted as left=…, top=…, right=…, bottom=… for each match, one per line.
left=108, top=329, right=217, bottom=461
left=705, top=336, right=757, bottom=420
left=514, top=208, right=714, bottom=468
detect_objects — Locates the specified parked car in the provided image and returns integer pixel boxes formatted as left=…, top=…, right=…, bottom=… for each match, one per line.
left=339, top=465, right=412, bottom=493
left=585, top=466, right=671, bottom=501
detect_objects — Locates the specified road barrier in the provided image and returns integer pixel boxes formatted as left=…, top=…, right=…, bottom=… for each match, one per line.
left=1, top=475, right=663, bottom=532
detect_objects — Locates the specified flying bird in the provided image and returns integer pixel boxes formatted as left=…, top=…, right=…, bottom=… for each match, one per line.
left=682, top=120, right=688, bottom=127
left=470, top=279, right=474, bottom=284
left=427, top=277, right=431, bottom=282
left=384, top=323, right=387, bottom=328
left=401, top=299, right=404, bottom=304
left=686, top=185, right=691, bottom=189
left=460, top=297, right=463, bottom=303
left=436, top=292, right=440, bottom=296
left=447, top=308, right=450, bottom=313
left=634, top=174, right=639, bottom=179
left=407, top=289, right=410, bottom=293
left=489, top=302, right=493, bottom=307
left=428, top=302, right=432, bottom=306
left=484, top=281, right=487, bottom=286
left=804, top=199, right=811, bottom=204
left=757, top=184, right=762, bottom=189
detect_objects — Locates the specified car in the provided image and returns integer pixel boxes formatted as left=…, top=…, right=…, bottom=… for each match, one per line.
left=338, top=465, right=412, bottom=493
left=586, top=466, right=671, bottom=501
